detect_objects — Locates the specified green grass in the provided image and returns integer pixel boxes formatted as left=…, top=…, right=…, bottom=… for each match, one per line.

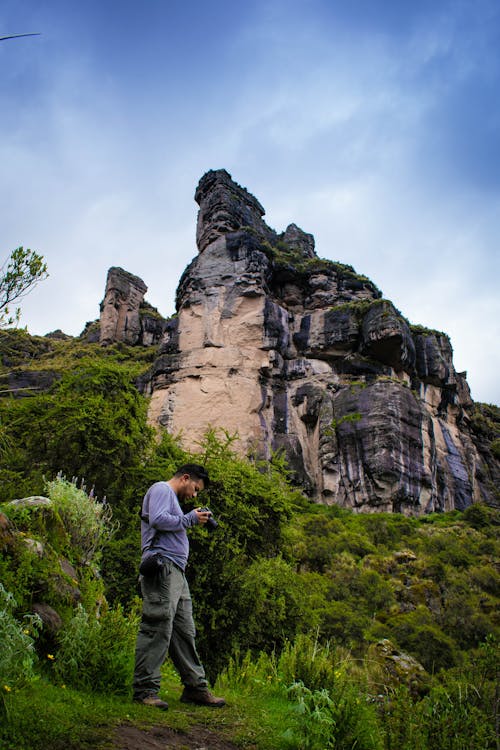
left=1, top=633, right=498, bottom=750
left=0, top=668, right=297, bottom=750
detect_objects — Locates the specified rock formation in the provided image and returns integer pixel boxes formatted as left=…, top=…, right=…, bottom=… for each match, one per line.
left=138, top=169, right=497, bottom=514
left=99, top=266, right=166, bottom=347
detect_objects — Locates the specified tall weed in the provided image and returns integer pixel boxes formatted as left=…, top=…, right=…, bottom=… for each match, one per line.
left=278, top=632, right=347, bottom=691
left=381, top=636, right=499, bottom=750
left=288, top=680, right=383, bottom=750
left=53, top=601, right=139, bottom=694
left=0, top=584, right=40, bottom=718
left=220, top=633, right=383, bottom=750
left=46, top=475, right=117, bottom=564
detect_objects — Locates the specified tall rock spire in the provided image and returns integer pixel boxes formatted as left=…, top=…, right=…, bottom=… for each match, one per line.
left=140, top=170, right=497, bottom=514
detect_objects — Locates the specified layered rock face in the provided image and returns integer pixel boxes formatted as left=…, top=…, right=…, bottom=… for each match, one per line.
left=143, top=169, right=496, bottom=513
left=99, top=267, right=167, bottom=346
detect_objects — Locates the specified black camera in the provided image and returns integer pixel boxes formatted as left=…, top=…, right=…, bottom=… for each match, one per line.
left=199, top=507, right=218, bottom=531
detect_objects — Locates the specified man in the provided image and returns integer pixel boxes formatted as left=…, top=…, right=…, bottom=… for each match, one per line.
left=132, top=463, right=225, bottom=710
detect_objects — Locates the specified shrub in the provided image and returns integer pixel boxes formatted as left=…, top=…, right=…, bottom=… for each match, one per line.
left=53, top=601, right=139, bottom=694
left=380, top=686, right=426, bottom=750
left=46, top=476, right=117, bottom=565
left=277, top=632, right=343, bottom=692
left=288, top=680, right=382, bottom=750
left=0, top=360, right=154, bottom=504
left=387, top=607, right=459, bottom=672
left=462, top=502, right=499, bottom=530
left=421, top=674, right=497, bottom=749
left=233, top=556, right=315, bottom=655
left=0, top=584, right=40, bottom=717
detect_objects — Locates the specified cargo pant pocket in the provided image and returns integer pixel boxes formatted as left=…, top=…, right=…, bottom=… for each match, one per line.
left=140, top=564, right=172, bottom=621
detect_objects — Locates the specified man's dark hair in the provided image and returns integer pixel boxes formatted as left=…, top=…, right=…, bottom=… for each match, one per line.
left=174, top=463, right=210, bottom=489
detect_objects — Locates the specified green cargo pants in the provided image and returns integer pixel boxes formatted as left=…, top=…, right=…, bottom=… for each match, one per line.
left=132, top=558, right=207, bottom=700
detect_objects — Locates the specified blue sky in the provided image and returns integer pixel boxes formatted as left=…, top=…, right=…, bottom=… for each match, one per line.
left=2, top=0, right=499, bottom=405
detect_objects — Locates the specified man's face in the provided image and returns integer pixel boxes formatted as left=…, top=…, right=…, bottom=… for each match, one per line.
left=178, top=475, right=205, bottom=502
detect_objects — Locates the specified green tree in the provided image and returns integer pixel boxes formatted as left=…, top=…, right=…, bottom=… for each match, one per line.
left=0, top=247, right=48, bottom=327
left=0, top=361, right=154, bottom=502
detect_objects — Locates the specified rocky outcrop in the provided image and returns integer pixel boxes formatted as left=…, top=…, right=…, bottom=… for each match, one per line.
left=142, top=169, right=498, bottom=513
left=368, top=639, right=430, bottom=697
left=0, top=369, right=60, bottom=397
left=99, top=267, right=167, bottom=346
left=1, top=492, right=100, bottom=656
left=194, top=168, right=276, bottom=252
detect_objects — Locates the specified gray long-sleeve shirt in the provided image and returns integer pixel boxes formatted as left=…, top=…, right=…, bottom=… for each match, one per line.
left=140, top=481, right=199, bottom=571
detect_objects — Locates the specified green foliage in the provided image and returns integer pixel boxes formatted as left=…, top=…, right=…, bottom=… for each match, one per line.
left=53, top=601, right=139, bottom=694
left=385, top=607, right=459, bottom=672
left=235, top=556, right=317, bottom=654
left=288, top=680, right=383, bottom=750
left=0, top=505, right=76, bottom=620
left=277, top=633, right=347, bottom=692
left=46, top=476, right=117, bottom=565
left=469, top=402, right=500, bottom=440
left=0, top=327, right=54, bottom=368
left=0, top=680, right=131, bottom=750
left=409, top=323, right=448, bottom=338
left=0, top=359, right=154, bottom=501
left=261, top=236, right=381, bottom=295
left=0, top=478, right=118, bottom=634
left=462, top=501, right=500, bottom=529
left=382, top=637, right=499, bottom=749
left=0, top=247, right=48, bottom=327
left=180, top=429, right=299, bottom=677
left=220, top=634, right=383, bottom=750
left=0, top=584, right=40, bottom=717
left=0, top=329, right=498, bottom=748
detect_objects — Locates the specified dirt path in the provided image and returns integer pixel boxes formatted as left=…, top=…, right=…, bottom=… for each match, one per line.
left=113, top=722, right=242, bottom=750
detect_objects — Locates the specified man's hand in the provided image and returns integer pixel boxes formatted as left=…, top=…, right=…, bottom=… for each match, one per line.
left=195, top=508, right=211, bottom=525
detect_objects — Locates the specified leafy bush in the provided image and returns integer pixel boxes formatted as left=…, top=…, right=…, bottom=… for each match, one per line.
left=288, top=679, right=382, bottom=750
left=386, top=607, right=459, bottom=672
left=278, top=633, right=341, bottom=692
left=0, top=584, right=40, bottom=717
left=46, top=476, right=117, bottom=564
left=0, top=359, right=154, bottom=503
left=53, top=601, right=139, bottom=694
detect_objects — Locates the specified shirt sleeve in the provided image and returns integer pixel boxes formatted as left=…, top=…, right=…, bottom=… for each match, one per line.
left=147, top=483, right=199, bottom=530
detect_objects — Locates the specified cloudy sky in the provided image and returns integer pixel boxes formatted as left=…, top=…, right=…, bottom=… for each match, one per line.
left=2, top=0, right=499, bottom=404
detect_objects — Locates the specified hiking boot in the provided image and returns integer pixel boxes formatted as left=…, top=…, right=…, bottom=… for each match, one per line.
left=180, top=686, right=226, bottom=707
left=135, top=694, right=169, bottom=710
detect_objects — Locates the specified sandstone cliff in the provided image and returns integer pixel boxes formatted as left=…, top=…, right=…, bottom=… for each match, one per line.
left=99, top=266, right=167, bottom=347
left=133, top=169, right=498, bottom=514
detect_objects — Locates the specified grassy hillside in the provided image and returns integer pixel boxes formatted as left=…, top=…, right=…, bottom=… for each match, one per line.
left=0, top=330, right=498, bottom=748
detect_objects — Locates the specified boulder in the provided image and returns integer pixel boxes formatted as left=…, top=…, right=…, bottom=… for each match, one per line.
left=32, top=603, right=63, bottom=634
left=368, top=639, right=430, bottom=697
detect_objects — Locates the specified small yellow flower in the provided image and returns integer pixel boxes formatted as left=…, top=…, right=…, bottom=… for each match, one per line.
left=47, top=654, right=55, bottom=660
left=61, top=684, right=66, bottom=689
left=3, top=685, right=11, bottom=692
left=23, top=629, right=30, bottom=635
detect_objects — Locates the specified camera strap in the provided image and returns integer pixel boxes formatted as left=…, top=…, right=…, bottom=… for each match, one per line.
left=138, top=498, right=160, bottom=549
